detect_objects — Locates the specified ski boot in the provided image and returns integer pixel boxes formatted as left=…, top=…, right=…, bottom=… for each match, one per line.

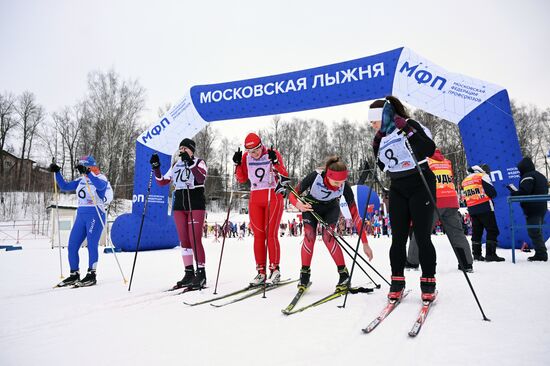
left=528, top=251, right=548, bottom=262
left=189, top=267, right=206, bottom=290
left=485, top=240, right=505, bottom=262
left=173, top=266, right=195, bottom=290
left=267, top=266, right=281, bottom=285
left=457, top=263, right=474, bottom=273
left=74, top=269, right=97, bottom=287
left=335, top=266, right=350, bottom=292
left=388, top=276, right=406, bottom=300
left=250, top=272, right=266, bottom=286
left=56, top=270, right=80, bottom=287
left=298, top=266, right=311, bottom=290
left=420, top=277, right=437, bottom=302
left=472, top=241, right=485, bottom=261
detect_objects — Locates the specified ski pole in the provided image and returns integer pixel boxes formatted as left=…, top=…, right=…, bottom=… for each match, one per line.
left=310, top=209, right=383, bottom=283
left=213, top=167, right=236, bottom=294
left=286, top=184, right=389, bottom=286
left=83, top=176, right=127, bottom=284
left=403, top=134, right=490, bottom=321
left=52, top=160, right=63, bottom=279
left=302, top=205, right=380, bottom=286
left=332, top=233, right=379, bottom=287
left=128, top=170, right=154, bottom=292
left=340, top=166, right=376, bottom=309
left=184, top=171, right=203, bottom=292
left=317, top=220, right=382, bottom=287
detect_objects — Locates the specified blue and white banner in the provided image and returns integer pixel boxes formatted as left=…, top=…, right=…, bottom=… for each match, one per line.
left=393, top=47, right=503, bottom=124
left=111, top=47, right=548, bottom=251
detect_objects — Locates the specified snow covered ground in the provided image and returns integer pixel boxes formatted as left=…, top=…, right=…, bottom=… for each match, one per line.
left=1, top=214, right=550, bottom=366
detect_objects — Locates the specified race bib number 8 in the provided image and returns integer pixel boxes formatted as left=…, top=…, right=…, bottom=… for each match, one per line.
left=378, top=132, right=415, bottom=172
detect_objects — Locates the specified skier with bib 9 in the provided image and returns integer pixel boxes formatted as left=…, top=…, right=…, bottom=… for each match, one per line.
left=289, top=156, right=373, bottom=291
left=50, top=156, right=110, bottom=287
left=369, top=96, right=437, bottom=302
left=150, top=138, right=208, bottom=290
left=233, top=132, right=289, bottom=286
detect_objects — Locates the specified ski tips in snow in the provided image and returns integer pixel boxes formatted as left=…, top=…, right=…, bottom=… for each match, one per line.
left=281, top=281, right=312, bottom=314
left=408, top=291, right=438, bottom=337
left=282, top=285, right=372, bottom=316
left=210, top=280, right=296, bottom=308
left=362, top=289, right=412, bottom=334
left=362, top=290, right=440, bottom=337
left=184, top=279, right=296, bottom=307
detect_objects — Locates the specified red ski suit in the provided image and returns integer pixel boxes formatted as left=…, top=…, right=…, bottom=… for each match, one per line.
left=235, top=147, right=288, bottom=273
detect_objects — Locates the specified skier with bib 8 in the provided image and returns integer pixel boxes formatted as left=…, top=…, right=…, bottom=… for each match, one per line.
left=369, top=96, right=437, bottom=302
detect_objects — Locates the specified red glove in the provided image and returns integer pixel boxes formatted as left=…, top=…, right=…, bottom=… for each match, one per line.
left=372, top=130, right=385, bottom=150
left=394, top=115, right=408, bottom=130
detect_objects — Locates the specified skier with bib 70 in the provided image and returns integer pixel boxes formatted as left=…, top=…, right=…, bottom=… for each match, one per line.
left=150, top=138, right=208, bottom=290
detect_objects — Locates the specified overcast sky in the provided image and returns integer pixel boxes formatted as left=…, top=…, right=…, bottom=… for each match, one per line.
left=1, top=0, right=549, bottom=147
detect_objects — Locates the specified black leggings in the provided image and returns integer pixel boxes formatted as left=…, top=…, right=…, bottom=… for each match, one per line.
left=389, top=170, right=437, bottom=278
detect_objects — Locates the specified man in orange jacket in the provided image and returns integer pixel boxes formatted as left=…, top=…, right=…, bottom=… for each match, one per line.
left=461, top=165, right=505, bottom=262
left=407, top=149, right=474, bottom=272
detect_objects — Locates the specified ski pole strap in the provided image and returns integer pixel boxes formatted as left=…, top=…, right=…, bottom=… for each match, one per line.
left=348, top=287, right=374, bottom=294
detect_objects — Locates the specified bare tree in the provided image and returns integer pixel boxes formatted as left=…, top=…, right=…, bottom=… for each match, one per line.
left=157, top=103, right=172, bottom=118
left=218, top=136, right=238, bottom=191
left=15, top=91, right=44, bottom=188
left=511, top=100, right=550, bottom=168
left=302, top=119, right=329, bottom=174
left=193, top=124, right=218, bottom=163
left=0, top=92, right=16, bottom=189
left=79, top=70, right=146, bottom=198
left=50, top=104, right=87, bottom=180
left=273, top=119, right=304, bottom=179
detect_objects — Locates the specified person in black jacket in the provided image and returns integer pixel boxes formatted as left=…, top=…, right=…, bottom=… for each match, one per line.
left=370, top=96, right=437, bottom=302
left=507, top=157, right=549, bottom=261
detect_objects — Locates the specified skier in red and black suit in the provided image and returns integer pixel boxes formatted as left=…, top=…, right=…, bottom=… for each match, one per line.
left=233, top=133, right=289, bottom=286
left=289, top=156, right=373, bottom=291
left=150, top=138, right=208, bottom=290
left=369, top=96, right=437, bottom=302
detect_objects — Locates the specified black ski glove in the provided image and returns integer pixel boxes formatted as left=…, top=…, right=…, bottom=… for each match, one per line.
left=49, top=163, right=60, bottom=173
left=232, top=148, right=242, bottom=165
left=267, top=147, right=278, bottom=165
left=76, top=164, right=89, bottom=175
left=150, top=153, right=160, bottom=169
left=180, top=151, right=193, bottom=165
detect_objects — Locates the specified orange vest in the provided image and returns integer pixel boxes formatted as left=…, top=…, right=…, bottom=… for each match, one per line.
left=428, top=157, right=458, bottom=201
left=461, top=173, right=490, bottom=207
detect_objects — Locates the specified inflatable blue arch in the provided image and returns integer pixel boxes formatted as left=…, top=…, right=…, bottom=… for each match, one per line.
left=111, top=46, right=549, bottom=251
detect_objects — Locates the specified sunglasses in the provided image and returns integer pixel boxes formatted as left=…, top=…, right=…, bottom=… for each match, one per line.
left=246, top=145, right=262, bottom=153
